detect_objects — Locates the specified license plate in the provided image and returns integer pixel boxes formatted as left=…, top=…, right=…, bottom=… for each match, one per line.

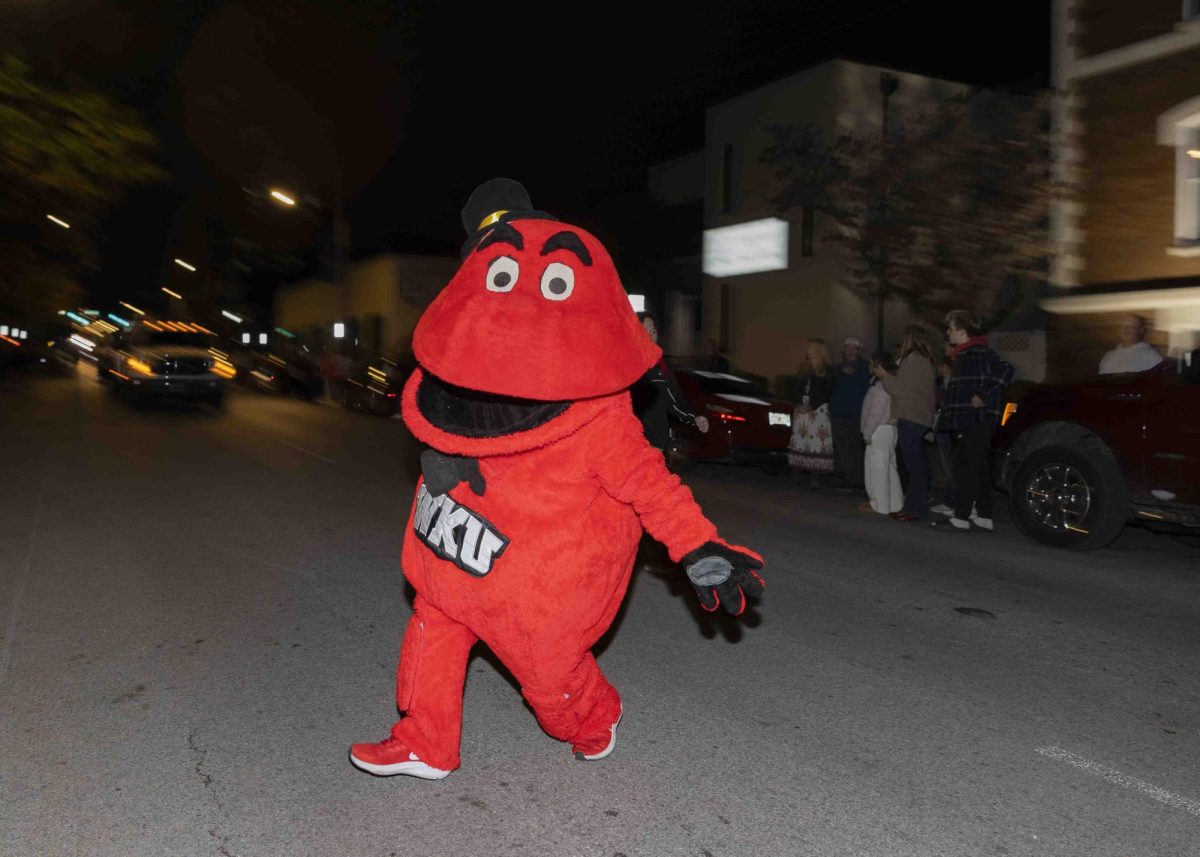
left=769, top=411, right=791, bottom=427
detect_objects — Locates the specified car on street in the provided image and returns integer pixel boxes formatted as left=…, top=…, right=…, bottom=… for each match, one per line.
left=341, top=362, right=403, bottom=417
left=670, top=368, right=794, bottom=473
left=101, top=320, right=231, bottom=407
left=993, top=360, right=1200, bottom=550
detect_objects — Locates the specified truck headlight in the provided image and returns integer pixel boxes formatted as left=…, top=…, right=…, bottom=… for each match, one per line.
left=127, top=357, right=155, bottom=376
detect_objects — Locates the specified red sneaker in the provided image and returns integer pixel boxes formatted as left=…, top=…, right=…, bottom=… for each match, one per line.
left=349, top=733, right=451, bottom=780
left=572, top=705, right=623, bottom=761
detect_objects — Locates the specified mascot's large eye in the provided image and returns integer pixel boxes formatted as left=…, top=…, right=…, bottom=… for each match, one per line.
left=540, top=262, right=575, bottom=301
left=486, top=256, right=519, bottom=292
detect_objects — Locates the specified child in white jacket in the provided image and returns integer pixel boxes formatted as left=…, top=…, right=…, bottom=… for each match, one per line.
left=859, top=352, right=903, bottom=515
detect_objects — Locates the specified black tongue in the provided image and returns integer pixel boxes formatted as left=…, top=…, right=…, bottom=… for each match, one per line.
left=420, top=450, right=486, bottom=497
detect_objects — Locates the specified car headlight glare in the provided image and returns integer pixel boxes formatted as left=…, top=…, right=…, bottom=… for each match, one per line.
left=127, top=357, right=155, bottom=376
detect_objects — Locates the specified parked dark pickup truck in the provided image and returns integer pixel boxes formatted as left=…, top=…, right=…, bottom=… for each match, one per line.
left=993, top=361, right=1200, bottom=550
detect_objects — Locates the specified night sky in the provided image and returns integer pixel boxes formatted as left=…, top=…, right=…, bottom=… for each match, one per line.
left=1, top=0, right=1050, bottom=312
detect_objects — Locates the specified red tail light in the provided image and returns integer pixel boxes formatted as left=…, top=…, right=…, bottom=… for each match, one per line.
left=716, top=412, right=746, bottom=423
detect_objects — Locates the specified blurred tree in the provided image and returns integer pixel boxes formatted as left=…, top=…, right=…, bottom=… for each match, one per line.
left=761, top=90, right=1056, bottom=333
left=0, top=56, right=164, bottom=320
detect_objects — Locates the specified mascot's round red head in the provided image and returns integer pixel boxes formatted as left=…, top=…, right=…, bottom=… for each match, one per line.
left=412, top=178, right=659, bottom=403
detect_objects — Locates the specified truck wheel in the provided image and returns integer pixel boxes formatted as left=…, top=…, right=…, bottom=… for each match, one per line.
left=1009, top=442, right=1128, bottom=550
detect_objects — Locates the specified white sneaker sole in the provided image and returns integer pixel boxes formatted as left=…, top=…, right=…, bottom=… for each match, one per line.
left=349, top=751, right=451, bottom=780
left=575, top=706, right=623, bottom=761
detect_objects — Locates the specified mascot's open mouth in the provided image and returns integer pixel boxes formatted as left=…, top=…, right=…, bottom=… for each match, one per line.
left=417, top=372, right=570, bottom=438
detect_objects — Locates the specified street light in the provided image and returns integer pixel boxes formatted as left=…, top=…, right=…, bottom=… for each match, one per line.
left=222, top=310, right=244, bottom=324
left=333, top=322, right=345, bottom=339
left=162, top=287, right=183, bottom=300
left=46, top=214, right=70, bottom=229
left=173, top=258, right=196, bottom=272
left=119, top=302, right=146, bottom=316
left=265, top=182, right=349, bottom=323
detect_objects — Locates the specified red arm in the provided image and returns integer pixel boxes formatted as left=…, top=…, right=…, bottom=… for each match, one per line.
left=587, top=402, right=719, bottom=561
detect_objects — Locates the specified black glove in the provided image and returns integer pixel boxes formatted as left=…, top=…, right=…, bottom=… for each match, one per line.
left=681, top=541, right=764, bottom=616
left=420, top=450, right=485, bottom=497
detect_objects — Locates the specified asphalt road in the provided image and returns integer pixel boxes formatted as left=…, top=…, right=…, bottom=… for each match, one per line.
left=2, top=367, right=1198, bottom=857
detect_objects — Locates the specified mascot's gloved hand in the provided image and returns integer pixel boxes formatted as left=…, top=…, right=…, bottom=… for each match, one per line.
left=680, top=540, right=765, bottom=616
left=421, top=450, right=485, bottom=497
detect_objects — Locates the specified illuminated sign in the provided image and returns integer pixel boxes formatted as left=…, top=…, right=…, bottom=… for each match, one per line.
left=702, top=217, right=789, bottom=277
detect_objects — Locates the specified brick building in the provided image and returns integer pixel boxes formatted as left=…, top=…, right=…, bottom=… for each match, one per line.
left=699, top=59, right=969, bottom=389
left=1045, top=0, right=1200, bottom=377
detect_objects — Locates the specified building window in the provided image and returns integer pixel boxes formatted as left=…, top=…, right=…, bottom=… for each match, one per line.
left=722, top=144, right=734, bottom=214
left=1176, top=124, right=1200, bottom=245
left=801, top=207, right=814, bottom=257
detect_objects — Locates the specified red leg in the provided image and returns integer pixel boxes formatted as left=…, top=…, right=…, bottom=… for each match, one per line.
left=504, top=648, right=623, bottom=751
left=390, top=596, right=477, bottom=771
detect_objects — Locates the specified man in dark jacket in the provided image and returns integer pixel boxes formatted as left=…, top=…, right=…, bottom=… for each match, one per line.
left=631, top=314, right=708, bottom=452
left=829, top=337, right=870, bottom=490
left=930, top=311, right=1015, bottom=533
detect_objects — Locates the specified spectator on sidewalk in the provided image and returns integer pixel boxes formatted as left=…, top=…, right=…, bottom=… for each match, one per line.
left=875, top=325, right=936, bottom=521
left=858, top=351, right=903, bottom=516
left=929, top=310, right=1015, bottom=534
left=930, top=356, right=958, bottom=516
left=829, top=336, right=871, bottom=491
left=788, top=338, right=835, bottom=487
left=1098, top=315, right=1163, bottom=375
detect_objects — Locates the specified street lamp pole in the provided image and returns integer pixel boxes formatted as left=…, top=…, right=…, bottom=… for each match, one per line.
left=330, top=164, right=350, bottom=345
left=268, top=177, right=350, bottom=347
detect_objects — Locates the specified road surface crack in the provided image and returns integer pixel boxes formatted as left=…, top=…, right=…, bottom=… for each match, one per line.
left=189, top=728, right=239, bottom=857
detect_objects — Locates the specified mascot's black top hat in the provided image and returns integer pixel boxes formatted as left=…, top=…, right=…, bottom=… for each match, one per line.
left=459, top=178, right=557, bottom=257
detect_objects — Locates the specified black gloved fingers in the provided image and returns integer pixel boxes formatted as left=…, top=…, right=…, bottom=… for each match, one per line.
left=733, top=566, right=765, bottom=599
left=693, top=585, right=720, bottom=613
left=715, top=579, right=747, bottom=615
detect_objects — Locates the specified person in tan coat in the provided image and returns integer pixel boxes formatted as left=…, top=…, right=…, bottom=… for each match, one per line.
left=873, top=325, right=936, bottom=520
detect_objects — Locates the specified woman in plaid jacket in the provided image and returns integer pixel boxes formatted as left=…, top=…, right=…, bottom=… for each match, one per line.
left=930, top=310, right=1015, bottom=533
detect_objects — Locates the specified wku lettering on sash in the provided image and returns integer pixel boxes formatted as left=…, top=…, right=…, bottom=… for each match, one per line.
left=413, top=483, right=510, bottom=576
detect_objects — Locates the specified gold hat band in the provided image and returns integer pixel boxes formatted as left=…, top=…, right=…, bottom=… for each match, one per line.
left=477, top=210, right=509, bottom=230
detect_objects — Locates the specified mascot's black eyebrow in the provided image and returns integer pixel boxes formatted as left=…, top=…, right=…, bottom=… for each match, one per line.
left=540, top=231, right=593, bottom=267
left=476, top=221, right=524, bottom=253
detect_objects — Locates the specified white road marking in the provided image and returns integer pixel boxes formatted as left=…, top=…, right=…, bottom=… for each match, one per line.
left=280, top=440, right=336, bottom=465
left=1036, top=746, right=1200, bottom=818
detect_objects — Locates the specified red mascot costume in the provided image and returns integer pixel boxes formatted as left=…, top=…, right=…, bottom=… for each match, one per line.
left=350, top=179, right=764, bottom=779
